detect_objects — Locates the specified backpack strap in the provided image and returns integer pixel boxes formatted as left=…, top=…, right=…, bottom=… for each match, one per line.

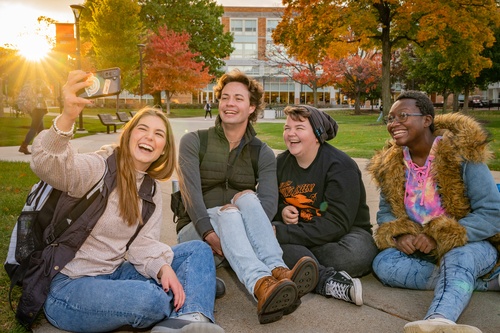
left=126, top=174, right=156, bottom=249
left=45, top=167, right=107, bottom=245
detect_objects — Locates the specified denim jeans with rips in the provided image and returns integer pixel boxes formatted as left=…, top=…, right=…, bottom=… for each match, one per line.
left=44, top=240, right=216, bottom=332
left=178, top=192, right=286, bottom=296
left=372, top=241, right=497, bottom=322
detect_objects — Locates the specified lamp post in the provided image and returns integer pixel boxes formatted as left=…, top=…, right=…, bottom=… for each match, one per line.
left=71, top=4, right=85, bottom=132
left=137, top=44, right=145, bottom=107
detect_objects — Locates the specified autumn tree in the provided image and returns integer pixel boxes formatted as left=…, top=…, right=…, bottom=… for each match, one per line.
left=144, top=26, right=212, bottom=114
left=274, top=0, right=500, bottom=114
left=323, top=51, right=382, bottom=114
left=140, top=0, right=233, bottom=76
left=85, top=0, right=144, bottom=91
left=265, top=44, right=333, bottom=106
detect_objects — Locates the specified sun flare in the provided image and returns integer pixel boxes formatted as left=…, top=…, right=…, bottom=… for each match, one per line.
left=17, top=33, right=52, bottom=62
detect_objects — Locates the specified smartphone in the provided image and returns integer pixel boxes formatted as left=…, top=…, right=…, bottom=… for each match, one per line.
left=78, top=67, right=121, bottom=99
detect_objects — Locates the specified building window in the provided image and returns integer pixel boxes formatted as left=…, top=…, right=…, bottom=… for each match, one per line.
left=227, top=66, right=259, bottom=76
left=231, top=42, right=257, bottom=59
left=266, top=19, right=279, bottom=37
left=230, top=19, right=257, bottom=59
left=231, top=19, right=257, bottom=36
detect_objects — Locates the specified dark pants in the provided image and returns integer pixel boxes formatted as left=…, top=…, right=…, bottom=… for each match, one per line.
left=22, top=108, right=46, bottom=145
left=279, top=226, right=378, bottom=293
left=205, top=110, right=212, bottom=118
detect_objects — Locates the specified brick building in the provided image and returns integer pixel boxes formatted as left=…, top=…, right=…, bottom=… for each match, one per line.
left=200, top=6, right=340, bottom=107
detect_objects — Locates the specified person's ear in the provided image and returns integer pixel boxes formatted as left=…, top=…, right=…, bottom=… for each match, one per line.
left=423, top=115, right=433, bottom=128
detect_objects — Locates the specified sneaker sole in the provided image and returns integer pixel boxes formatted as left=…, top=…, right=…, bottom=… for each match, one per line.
left=352, top=278, right=363, bottom=306
left=290, top=257, right=319, bottom=298
left=404, top=323, right=482, bottom=333
left=151, top=322, right=225, bottom=333
left=258, top=281, right=297, bottom=324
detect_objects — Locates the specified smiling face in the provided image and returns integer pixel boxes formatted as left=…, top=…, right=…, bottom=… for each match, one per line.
left=218, top=81, right=255, bottom=127
left=284, top=115, right=320, bottom=167
left=128, top=115, right=167, bottom=172
left=387, top=99, right=432, bottom=148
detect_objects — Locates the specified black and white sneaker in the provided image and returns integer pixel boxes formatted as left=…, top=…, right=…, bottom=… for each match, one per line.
left=324, top=271, right=362, bottom=306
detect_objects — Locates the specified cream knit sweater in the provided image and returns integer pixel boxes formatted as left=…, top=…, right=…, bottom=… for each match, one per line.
left=31, top=127, right=174, bottom=282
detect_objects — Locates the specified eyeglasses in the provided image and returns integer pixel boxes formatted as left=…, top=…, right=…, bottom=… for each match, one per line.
left=384, top=112, right=425, bottom=124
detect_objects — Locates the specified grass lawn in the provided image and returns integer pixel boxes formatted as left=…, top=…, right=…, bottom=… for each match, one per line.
left=0, top=108, right=499, bottom=331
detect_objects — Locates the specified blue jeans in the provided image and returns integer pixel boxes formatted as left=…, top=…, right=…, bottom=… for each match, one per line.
left=178, top=192, right=286, bottom=296
left=373, top=241, right=497, bottom=322
left=44, top=240, right=216, bottom=332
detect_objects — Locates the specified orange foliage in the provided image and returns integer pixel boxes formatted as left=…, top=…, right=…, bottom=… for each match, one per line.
left=144, top=26, right=212, bottom=95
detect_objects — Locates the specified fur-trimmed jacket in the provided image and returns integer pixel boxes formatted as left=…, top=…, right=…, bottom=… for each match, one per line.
left=368, top=113, right=500, bottom=271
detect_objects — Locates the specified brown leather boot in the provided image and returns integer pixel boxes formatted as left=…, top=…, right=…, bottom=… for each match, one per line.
left=19, top=143, right=31, bottom=155
left=272, top=256, right=319, bottom=315
left=254, top=276, right=297, bottom=324
left=272, top=256, right=319, bottom=297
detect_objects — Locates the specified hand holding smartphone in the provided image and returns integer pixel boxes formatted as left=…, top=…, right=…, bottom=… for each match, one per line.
left=78, top=68, right=121, bottom=99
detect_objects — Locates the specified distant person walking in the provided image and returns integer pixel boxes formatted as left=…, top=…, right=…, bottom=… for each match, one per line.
left=18, top=81, right=50, bottom=155
left=204, top=101, right=212, bottom=119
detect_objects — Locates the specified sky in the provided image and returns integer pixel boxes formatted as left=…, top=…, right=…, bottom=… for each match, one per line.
left=0, top=0, right=283, bottom=48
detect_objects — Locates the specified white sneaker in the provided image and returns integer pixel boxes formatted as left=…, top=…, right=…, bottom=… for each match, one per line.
left=152, top=313, right=224, bottom=333
left=324, top=270, right=363, bottom=306
left=404, top=318, right=482, bottom=333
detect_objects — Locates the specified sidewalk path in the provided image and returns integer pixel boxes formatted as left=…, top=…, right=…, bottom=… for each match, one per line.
left=1, top=117, right=499, bottom=333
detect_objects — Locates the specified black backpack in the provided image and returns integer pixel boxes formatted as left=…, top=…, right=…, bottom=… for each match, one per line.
left=4, top=152, right=156, bottom=329
left=4, top=174, right=106, bottom=285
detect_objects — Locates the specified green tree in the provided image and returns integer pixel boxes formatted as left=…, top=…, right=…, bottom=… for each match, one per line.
left=477, top=27, right=500, bottom=91
left=140, top=0, right=233, bottom=76
left=274, top=0, right=500, bottom=113
left=86, top=0, right=144, bottom=91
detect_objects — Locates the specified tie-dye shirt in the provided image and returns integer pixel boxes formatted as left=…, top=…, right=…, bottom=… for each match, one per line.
left=403, top=136, right=446, bottom=225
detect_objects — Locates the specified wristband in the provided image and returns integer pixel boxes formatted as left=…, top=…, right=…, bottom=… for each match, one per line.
left=203, top=230, right=215, bottom=240
left=52, top=114, right=75, bottom=137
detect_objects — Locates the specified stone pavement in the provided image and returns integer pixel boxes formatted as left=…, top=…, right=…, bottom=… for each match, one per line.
left=1, top=117, right=499, bottom=333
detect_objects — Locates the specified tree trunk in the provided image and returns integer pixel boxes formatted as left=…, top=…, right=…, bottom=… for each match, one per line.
left=165, top=91, right=171, bottom=115
left=462, top=86, right=470, bottom=114
left=452, top=92, right=460, bottom=112
left=153, top=91, right=162, bottom=108
left=441, top=91, right=450, bottom=113
left=354, top=91, right=361, bottom=115
left=0, top=77, right=4, bottom=117
left=312, top=82, right=318, bottom=107
left=381, top=16, right=392, bottom=115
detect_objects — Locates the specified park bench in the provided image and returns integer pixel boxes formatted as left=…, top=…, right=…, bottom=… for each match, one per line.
left=116, top=111, right=131, bottom=123
left=129, top=110, right=137, bottom=118
left=97, top=113, right=124, bottom=134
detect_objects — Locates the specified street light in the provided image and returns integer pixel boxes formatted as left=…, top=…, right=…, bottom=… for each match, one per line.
left=71, top=4, right=86, bottom=132
left=137, top=44, right=145, bottom=107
